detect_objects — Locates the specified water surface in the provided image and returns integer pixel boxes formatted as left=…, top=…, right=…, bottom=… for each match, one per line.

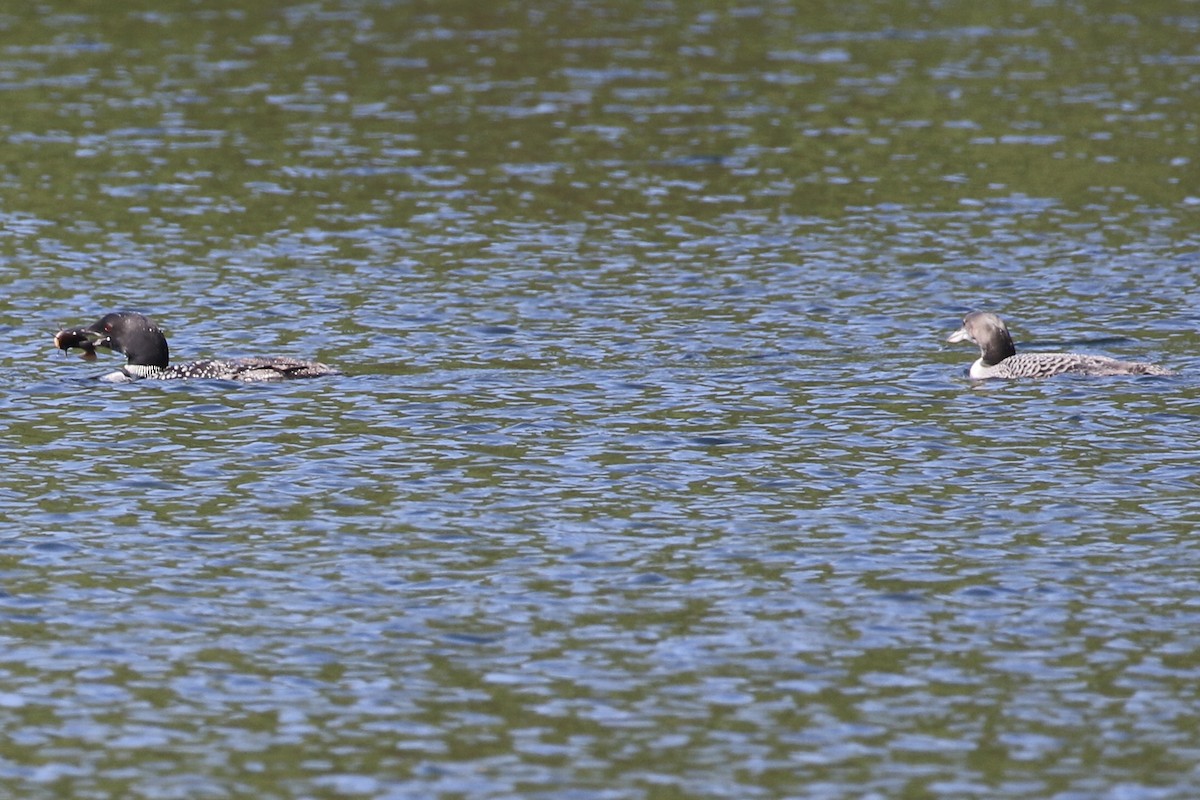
left=0, top=1, right=1199, bottom=798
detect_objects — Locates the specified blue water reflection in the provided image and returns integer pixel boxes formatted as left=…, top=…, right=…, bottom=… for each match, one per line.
left=0, top=1, right=1198, bottom=798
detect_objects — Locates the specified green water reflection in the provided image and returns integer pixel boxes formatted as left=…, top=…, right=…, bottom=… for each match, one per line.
left=0, top=1, right=1196, bottom=799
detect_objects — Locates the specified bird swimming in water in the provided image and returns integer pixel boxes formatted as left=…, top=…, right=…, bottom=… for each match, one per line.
left=946, top=311, right=1173, bottom=379
left=54, top=311, right=340, bottom=382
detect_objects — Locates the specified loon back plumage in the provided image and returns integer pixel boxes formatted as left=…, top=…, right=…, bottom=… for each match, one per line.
left=54, top=311, right=340, bottom=382
left=946, top=311, right=1173, bottom=380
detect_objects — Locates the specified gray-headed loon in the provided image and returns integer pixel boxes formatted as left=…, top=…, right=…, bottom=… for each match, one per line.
left=946, top=311, right=1172, bottom=380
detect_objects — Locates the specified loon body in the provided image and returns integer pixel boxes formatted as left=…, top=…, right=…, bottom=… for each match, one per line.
left=946, top=311, right=1173, bottom=380
left=55, top=311, right=339, bottom=382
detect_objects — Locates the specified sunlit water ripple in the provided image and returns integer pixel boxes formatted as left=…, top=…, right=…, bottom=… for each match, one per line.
left=0, top=1, right=1198, bottom=798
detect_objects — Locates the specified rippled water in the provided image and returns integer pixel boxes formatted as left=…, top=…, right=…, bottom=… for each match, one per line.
left=1, top=1, right=1199, bottom=798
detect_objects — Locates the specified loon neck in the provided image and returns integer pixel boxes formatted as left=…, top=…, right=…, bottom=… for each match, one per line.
left=121, top=364, right=168, bottom=379
left=124, top=330, right=170, bottom=368
left=980, top=331, right=1016, bottom=366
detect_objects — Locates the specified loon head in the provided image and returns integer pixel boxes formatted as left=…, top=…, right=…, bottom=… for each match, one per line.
left=84, top=311, right=170, bottom=368
left=947, top=311, right=1017, bottom=366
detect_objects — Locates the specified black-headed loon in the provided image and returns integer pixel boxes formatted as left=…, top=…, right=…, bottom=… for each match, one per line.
left=55, top=311, right=340, bottom=382
left=947, top=311, right=1173, bottom=380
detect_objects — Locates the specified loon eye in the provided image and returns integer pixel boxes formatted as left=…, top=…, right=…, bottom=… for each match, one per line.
left=104, top=323, right=112, bottom=332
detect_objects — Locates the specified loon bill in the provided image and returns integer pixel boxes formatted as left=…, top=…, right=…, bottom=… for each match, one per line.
left=946, top=311, right=1173, bottom=380
left=54, top=311, right=341, bottom=382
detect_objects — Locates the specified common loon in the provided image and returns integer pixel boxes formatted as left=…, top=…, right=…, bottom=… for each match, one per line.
left=54, top=311, right=340, bottom=382
left=947, top=311, right=1173, bottom=380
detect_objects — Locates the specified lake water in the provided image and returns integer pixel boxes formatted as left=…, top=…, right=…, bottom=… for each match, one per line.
left=1, top=1, right=1199, bottom=798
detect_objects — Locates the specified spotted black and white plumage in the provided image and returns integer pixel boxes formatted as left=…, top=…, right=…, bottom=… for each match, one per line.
left=55, top=311, right=340, bottom=382
left=946, top=311, right=1173, bottom=380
